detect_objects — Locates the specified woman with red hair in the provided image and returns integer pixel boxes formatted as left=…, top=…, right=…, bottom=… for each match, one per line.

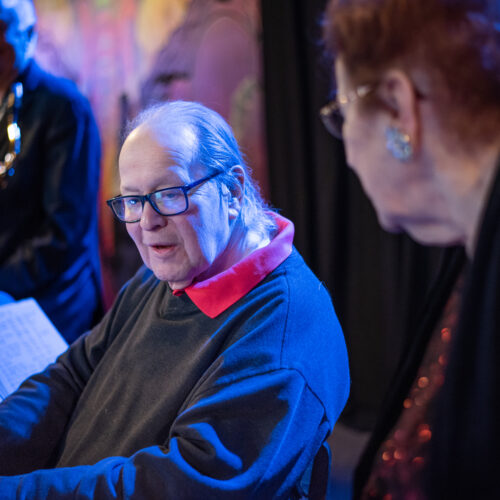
left=322, top=0, right=500, bottom=498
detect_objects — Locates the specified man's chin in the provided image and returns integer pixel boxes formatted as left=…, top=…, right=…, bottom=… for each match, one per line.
left=153, top=271, right=190, bottom=288
left=151, top=267, right=194, bottom=289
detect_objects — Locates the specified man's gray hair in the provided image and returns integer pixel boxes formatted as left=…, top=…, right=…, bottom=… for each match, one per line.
left=127, top=100, right=277, bottom=240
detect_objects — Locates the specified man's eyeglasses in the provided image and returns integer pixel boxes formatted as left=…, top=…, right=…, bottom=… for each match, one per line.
left=107, top=171, right=222, bottom=223
left=319, top=84, right=374, bottom=139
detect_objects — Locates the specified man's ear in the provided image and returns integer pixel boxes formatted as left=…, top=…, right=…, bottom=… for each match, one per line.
left=226, top=165, right=244, bottom=220
left=378, top=69, right=421, bottom=150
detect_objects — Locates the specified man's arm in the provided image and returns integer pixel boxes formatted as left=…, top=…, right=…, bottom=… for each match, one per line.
left=0, top=295, right=118, bottom=476
left=0, top=368, right=331, bottom=499
left=0, top=352, right=84, bottom=475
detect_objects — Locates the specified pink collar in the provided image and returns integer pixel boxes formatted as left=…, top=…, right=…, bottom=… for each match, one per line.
left=172, top=213, right=294, bottom=318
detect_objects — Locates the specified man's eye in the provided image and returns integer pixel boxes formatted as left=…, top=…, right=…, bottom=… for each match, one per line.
left=125, top=198, right=140, bottom=207
left=159, top=191, right=183, bottom=202
left=165, top=192, right=181, bottom=200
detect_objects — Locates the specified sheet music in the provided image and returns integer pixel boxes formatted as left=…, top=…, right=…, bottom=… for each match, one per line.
left=0, top=298, right=68, bottom=400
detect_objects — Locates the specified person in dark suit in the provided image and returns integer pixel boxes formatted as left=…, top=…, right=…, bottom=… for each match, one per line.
left=0, top=0, right=103, bottom=342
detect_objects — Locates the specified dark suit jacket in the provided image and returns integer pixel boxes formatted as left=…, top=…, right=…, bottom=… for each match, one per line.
left=0, top=60, right=102, bottom=343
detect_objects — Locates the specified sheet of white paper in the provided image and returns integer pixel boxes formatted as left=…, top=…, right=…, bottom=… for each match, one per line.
left=0, top=298, right=68, bottom=400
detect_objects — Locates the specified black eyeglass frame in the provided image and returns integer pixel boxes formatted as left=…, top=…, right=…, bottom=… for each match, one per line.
left=106, top=171, right=222, bottom=223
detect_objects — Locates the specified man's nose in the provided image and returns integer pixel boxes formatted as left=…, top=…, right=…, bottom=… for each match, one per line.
left=139, top=200, right=167, bottom=230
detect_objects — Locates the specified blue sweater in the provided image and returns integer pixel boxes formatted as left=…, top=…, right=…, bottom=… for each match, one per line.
left=0, top=249, right=349, bottom=499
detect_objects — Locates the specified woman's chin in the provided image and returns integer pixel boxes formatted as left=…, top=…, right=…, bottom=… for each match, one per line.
left=405, top=223, right=463, bottom=247
left=379, top=213, right=463, bottom=247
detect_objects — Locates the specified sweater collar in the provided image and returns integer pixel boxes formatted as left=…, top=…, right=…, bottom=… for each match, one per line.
left=172, top=213, right=294, bottom=318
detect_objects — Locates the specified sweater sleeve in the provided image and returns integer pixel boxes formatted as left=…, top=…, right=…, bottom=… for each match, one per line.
left=0, top=368, right=329, bottom=499
left=0, top=292, right=122, bottom=476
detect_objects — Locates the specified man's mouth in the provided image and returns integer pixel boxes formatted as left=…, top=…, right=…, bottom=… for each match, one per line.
left=150, top=244, right=176, bottom=255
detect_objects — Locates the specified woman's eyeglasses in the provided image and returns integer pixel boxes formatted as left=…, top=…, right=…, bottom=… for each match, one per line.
left=319, top=84, right=374, bottom=139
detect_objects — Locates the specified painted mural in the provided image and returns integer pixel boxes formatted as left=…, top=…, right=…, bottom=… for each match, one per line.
left=33, top=0, right=267, bottom=304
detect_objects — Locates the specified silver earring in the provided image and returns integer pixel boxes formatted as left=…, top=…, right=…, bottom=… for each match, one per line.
left=385, top=126, right=413, bottom=162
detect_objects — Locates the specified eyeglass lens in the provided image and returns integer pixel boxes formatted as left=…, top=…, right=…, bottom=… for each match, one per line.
left=111, top=188, right=187, bottom=222
left=320, top=105, right=344, bottom=139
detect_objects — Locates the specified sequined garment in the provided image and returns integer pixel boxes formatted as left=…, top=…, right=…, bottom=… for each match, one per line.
left=362, top=273, right=464, bottom=500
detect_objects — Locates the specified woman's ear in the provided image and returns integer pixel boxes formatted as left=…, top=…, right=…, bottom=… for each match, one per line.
left=378, top=69, right=421, bottom=151
left=226, top=165, right=244, bottom=220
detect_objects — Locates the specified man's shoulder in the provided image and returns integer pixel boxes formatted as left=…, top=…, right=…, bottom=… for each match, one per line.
left=23, top=60, right=92, bottom=111
left=268, top=247, right=334, bottom=309
left=233, top=247, right=336, bottom=328
left=239, top=247, right=341, bottom=351
left=271, top=248, right=349, bottom=406
left=221, top=248, right=350, bottom=423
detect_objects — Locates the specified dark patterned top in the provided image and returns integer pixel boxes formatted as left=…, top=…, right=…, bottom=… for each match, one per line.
left=362, top=273, right=464, bottom=500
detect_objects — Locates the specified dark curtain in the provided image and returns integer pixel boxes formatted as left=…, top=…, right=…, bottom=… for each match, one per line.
left=260, top=0, right=444, bottom=430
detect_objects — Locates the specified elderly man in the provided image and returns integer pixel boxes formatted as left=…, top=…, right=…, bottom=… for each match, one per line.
left=0, top=0, right=102, bottom=342
left=0, top=101, right=349, bottom=498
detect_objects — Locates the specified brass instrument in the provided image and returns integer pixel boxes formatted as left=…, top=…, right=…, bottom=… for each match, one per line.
left=0, top=82, right=23, bottom=189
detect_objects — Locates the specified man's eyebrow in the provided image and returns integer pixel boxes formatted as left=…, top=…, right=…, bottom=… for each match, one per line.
left=119, top=178, right=186, bottom=194
left=119, top=185, right=138, bottom=194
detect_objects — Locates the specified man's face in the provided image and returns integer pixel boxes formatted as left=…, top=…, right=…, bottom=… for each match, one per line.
left=118, top=124, right=236, bottom=289
left=0, top=0, right=35, bottom=81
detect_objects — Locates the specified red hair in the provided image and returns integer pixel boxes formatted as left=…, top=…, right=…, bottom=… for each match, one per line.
left=323, top=0, right=500, bottom=145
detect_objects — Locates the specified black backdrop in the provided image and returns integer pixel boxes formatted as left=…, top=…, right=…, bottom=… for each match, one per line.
left=260, top=0, right=445, bottom=430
